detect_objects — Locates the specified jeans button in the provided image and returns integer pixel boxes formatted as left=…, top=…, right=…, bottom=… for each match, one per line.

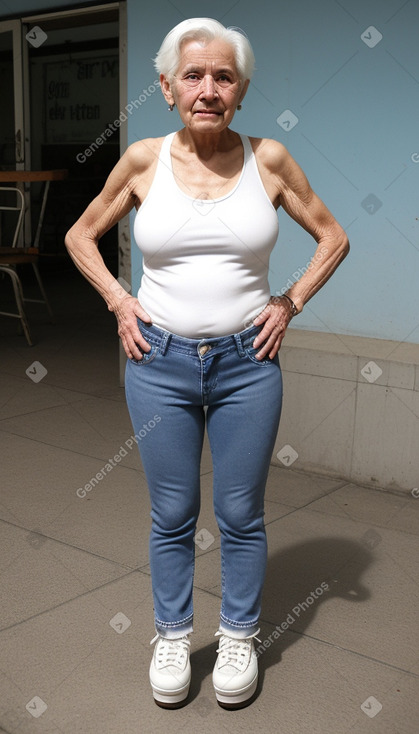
left=199, top=344, right=211, bottom=356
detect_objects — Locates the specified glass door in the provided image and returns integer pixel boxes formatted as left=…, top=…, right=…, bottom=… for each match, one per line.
left=0, top=19, right=31, bottom=246
left=0, top=20, right=26, bottom=171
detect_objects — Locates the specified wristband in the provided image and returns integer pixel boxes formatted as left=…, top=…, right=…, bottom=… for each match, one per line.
left=281, top=293, right=298, bottom=317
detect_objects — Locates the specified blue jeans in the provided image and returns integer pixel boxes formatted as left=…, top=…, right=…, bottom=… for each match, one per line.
left=125, top=320, right=283, bottom=639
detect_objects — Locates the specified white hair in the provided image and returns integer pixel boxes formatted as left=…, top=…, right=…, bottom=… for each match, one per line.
left=154, top=17, right=255, bottom=82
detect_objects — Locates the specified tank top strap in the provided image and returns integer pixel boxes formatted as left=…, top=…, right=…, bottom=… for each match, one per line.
left=143, top=132, right=177, bottom=198
left=238, top=133, right=252, bottom=163
left=158, top=131, right=176, bottom=168
left=237, top=133, right=272, bottom=207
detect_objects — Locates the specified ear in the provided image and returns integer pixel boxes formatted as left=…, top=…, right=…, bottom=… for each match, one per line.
left=160, top=73, right=175, bottom=106
left=238, top=78, right=250, bottom=104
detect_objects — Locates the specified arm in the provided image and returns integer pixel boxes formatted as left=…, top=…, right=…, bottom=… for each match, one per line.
left=253, top=140, right=349, bottom=359
left=65, top=141, right=155, bottom=360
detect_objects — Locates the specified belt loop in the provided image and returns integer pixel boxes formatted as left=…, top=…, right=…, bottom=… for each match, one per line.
left=234, top=332, right=246, bottom=357
left=159, top=330, right=171, bottom=355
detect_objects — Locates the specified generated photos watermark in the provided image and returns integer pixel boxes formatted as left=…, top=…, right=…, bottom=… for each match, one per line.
left=361, top=695, right=382, bottom=718
left=109, top=612, right=132, bottom=634
left=26, top=361, right=48, bottom=383
left=76, top=80, right=160, bottom=163
left=255, top=581, right=329, bottom=657
left=25, top=26, right=48, bottom=48
left=76, top=415, right=161, bottom=498
left=276, top=245, right=329, bottom=296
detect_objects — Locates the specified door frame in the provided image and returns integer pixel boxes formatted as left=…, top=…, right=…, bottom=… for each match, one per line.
left=0, top=19, right=27, bottom=242
left=0, top=19, right=25, bottom=170
left=4, top=3, right=129, bottom=381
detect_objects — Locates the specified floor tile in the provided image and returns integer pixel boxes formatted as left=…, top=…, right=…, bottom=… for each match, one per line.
left=0, top=431, right=150, bottom=566
left=255, top=628, right=419, bottom=734
left=0, top=521, right=130, bottom=629
left=262, top=509, right=419, bottom=672
left=307, top=482, right=419, bottom=535
left=265, top=464, right=344, bottom=507
left=0, top=397, right=140, bottom=467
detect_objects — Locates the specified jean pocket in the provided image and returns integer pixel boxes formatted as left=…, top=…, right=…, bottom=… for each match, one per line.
left=244, top=345, right=277, bottom=366
left=130, top=344, right=159, bottom=365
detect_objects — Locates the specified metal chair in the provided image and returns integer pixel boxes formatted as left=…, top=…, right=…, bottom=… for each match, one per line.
left=0, top=185, right=54, bottom=346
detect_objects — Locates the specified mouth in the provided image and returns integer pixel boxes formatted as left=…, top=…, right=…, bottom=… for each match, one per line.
left=194, top=110, right=222, bottom=116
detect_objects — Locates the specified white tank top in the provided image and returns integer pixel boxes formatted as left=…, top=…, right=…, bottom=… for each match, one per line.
left=134, top=131, right=279, bottom=337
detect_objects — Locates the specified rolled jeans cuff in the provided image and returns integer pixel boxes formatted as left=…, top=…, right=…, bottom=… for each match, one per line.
left=155, top=615, right=193, bottom=639
left=218, top=616, right=260, bottom=639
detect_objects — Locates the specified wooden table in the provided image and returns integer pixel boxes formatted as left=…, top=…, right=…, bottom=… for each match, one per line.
left=0, top=169, right=67, bottom=247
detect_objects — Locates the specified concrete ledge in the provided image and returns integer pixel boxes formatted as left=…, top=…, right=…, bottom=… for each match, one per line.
left=273, top=328, right=419, bottom=494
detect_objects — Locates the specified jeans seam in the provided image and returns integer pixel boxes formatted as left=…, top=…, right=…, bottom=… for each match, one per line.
left=130, top=345, right=159, bottom=365
left=219, top=613, right=260, bottom=628
left=155, top=613, right=193, bottom=628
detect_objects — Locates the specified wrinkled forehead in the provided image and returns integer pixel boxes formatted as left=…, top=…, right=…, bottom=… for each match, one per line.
left=176, top=38, right=239, bottom=74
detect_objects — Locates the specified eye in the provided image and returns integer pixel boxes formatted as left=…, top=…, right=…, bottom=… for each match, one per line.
left=216, top=74, right=234, bottom=86
left=184, top=73, right=200, bottom=81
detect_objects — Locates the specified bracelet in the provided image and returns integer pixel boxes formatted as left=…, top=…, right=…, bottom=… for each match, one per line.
left=281, top=293, right=298, bottom=317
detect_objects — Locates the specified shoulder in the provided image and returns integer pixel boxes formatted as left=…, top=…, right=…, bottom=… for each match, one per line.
left=104, top=136, right=166, bottom=198
left=248, top=135, right=312, bottom=200
left=247, top=136, right=294, bottom=174
left=122, top=136, right=166, bottom=171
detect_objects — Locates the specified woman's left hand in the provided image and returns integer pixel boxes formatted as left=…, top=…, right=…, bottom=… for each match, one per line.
left=251, top=296, right=294, bottom=360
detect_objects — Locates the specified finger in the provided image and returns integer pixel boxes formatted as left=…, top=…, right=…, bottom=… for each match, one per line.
left=254, top=325, right=276, bottom=358
left=128, top=300, right=153, bottom=348
left=122, top=303, right=152, bottom=353
left=132, top=329, right=150, bottom=354
left=255, top=319, right=287, bottom=357
left=254, top=306, right=292, bottom=347
left=253, top=306, right=271, bottom=326
left=269, top=333, right=285, bottom=358
left=128, top=328, right=152, bottom=357
left=123, top=342, right=137, bottom=360
left=253, top=317, right=279, bottom=348
left=119, top=329, right=141, bottom=360
left=119, top=320, right=151, bottom=358
left=129, top=341, right=145, bottom=360
left=255, top=333, right=283, bottom=360
left=134, top=300, right=152, bottom=324
left=255, top=337, right=277, bottom=360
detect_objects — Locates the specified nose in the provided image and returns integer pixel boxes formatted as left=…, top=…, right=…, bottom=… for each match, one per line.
left=199, top=74, right=218, bottom=99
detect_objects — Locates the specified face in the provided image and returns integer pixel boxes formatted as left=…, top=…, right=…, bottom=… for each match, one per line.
left=161, top=38, right=249, bottom=133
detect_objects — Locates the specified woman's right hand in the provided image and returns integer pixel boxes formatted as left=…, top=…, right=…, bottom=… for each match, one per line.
left=111, top=294, right=152, bottom=360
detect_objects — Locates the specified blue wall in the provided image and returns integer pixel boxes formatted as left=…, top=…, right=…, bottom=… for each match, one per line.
left=127, top=0, right=419, bottom=344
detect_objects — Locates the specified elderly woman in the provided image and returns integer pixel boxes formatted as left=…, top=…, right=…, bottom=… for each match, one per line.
left=65, top=17, right=349, bottom=709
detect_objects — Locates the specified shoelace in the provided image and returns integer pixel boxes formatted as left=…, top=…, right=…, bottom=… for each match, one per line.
left=214, top=629, right=261, bottom=671
left=150, top=634, right=191, bottom=669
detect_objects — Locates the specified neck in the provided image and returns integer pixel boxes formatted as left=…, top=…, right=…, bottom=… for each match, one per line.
left=177, top=127, right=237, bottom=160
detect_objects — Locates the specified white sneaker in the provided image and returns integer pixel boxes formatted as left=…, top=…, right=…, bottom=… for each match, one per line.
left=212, top=629, right=261, bottom=708
left=149, top=633, right=191, bottom=707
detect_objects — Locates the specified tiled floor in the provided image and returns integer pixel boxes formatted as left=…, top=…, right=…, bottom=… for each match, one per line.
left=1, top=270, right=418, bottom=733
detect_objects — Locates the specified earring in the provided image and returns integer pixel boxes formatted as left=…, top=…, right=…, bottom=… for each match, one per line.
left=168, top=103, right=175, bottom=111
left=237, top=104, right=242, bottom=111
